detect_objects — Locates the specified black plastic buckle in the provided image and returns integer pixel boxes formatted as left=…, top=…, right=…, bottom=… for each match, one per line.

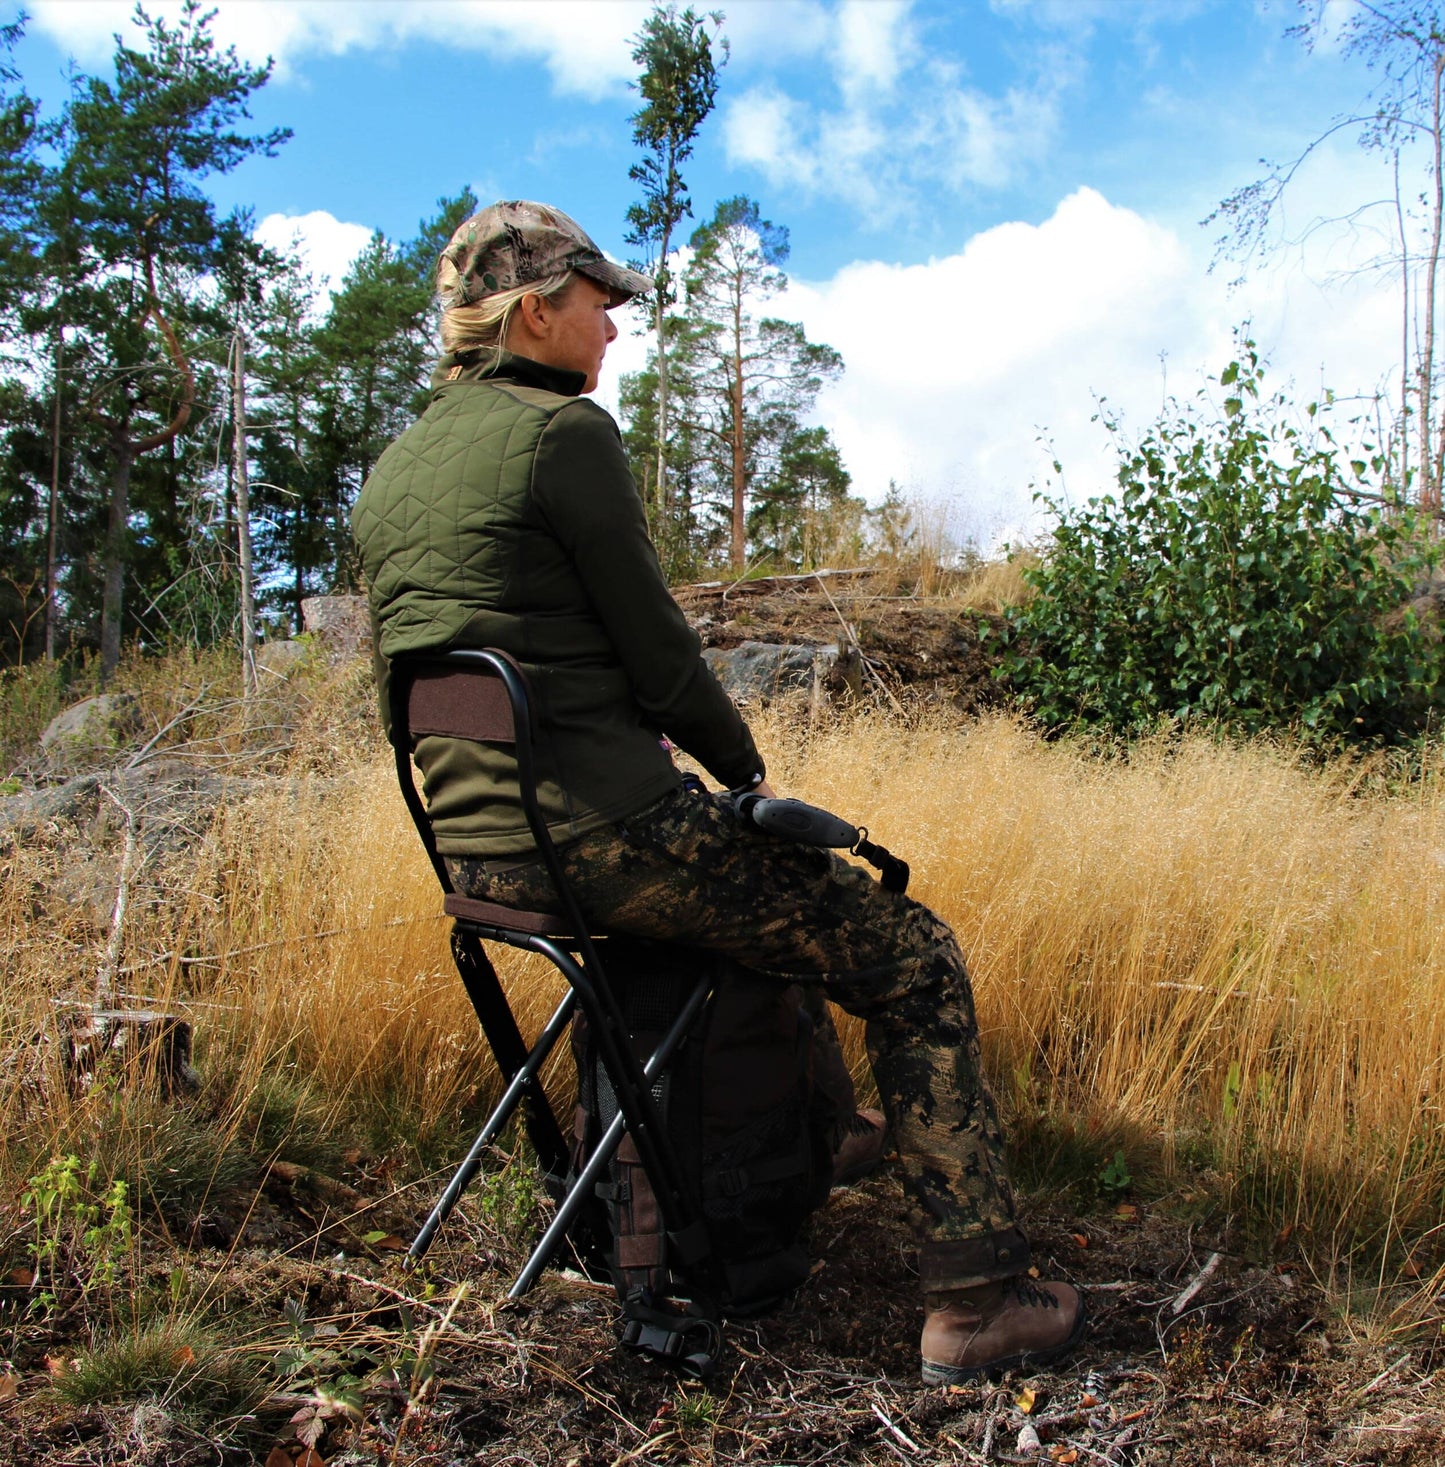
left=618, top=1289, right=723, bottom=1380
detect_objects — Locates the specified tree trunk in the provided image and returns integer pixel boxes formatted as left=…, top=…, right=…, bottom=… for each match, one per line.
left=654, top=280, right=670, bottom=531
left=730, top=366, right=746, bottom=569
left=730, top=282, right=747, bottom=570
left=231, top=327, right=258, bottom=695
left=99, top=436, right=135, bottom=686
left=1420, top=51, right=1445, bottom=514
left=46, top=330, right=63, bottom=662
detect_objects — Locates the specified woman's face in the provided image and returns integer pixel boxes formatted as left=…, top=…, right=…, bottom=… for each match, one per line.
left=530, top=276, right=618, bottom=392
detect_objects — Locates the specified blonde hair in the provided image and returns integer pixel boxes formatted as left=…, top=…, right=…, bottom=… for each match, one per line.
left=436, top=261, right=576, bottom=358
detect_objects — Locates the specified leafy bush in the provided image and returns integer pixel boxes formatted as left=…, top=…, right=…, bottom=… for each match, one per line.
left=1001, top=350, right=1441, bottom=744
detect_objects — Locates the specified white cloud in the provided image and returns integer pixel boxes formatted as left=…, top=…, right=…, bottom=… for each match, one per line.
left=835, top=0, right=913, bottom=98
left=253, top=210, right=374, bottom=308
left=27, top=0, right=654, bottom=94
left=776, top=186, right=1401, bottom=547
left=721, top=31, right=1064, bottom=209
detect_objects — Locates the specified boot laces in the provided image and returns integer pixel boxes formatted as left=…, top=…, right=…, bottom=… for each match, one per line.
left=1006, top=1276, right=1062, bottom=1310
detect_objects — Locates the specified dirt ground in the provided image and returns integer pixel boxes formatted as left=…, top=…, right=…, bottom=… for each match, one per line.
left=3, top=1154, right=1442, bottom=1467
left=674, top=574, right=1013, bottom=717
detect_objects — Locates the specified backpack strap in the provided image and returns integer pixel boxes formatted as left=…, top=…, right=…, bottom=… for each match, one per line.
left=618, top=1288, right=723, bottom=1380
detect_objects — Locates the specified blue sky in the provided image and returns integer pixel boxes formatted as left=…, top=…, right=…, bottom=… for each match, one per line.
left=6, top=0, right=1412, bottom=543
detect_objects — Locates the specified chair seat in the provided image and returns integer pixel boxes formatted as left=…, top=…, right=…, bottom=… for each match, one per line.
left=443, top=891, right=575, bottom=937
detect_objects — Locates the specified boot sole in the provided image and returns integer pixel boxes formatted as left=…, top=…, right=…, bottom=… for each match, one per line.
left=920, top=1291, right=1088, bottom=1386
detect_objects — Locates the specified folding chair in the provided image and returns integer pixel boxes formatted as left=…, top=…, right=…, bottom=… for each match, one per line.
left=388, top=647, right=724, bottom=1374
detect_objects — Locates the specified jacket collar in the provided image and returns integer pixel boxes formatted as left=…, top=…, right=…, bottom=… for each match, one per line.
left=430, top=347, right=586, bottom=397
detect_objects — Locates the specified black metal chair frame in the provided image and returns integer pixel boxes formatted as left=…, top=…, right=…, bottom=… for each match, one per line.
left=388, top=648, right=720, bottom=1318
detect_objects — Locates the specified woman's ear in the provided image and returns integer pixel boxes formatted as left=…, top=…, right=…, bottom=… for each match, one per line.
left=514, top=290, right=550, bottom=339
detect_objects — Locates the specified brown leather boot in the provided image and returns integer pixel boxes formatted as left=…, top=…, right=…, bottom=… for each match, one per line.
left=921, top=1275, right=1086, bottom=1384
left=830, top=1108, right=889, bottom=1187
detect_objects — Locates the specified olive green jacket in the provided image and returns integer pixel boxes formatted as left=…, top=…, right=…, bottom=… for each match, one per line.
left=352, top=350, right=763, bottom=855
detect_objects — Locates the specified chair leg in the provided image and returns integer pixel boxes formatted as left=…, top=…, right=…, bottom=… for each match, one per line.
left=407, top=988, right=576, bottom=1268
left=531, top=939, right=713, bottom=1281
left=509, top=969, right=713, bottom=1299
left=450, top=927, right=571, bottom=1179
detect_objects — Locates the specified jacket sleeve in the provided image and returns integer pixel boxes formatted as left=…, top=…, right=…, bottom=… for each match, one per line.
left=531, top=399, right=765, bottom=790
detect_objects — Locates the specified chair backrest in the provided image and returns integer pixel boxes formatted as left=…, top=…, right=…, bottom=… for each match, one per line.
left=388, top=648, right=588, bottom=941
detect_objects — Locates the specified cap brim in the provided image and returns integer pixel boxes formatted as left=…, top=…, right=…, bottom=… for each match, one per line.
left=576, top=258, right=654, bottom=304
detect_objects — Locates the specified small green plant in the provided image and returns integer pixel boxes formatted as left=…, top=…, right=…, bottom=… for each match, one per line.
left=1222, top=1061, right=1244, bottom=1126
left=274, top=1296, right=368, bottom=1410
left=475, top=1148, right=541, bottom=1238
left=674, top=1384, right=720, bottom=1430
left=1098, top=1148, right=1133, bottom=1199
left=21, top=1154, right=133, bottom=1304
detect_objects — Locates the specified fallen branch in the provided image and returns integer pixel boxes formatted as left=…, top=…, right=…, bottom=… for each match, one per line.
left=94, top=785, right=141, bottom=1009
left=813, top=572, right=906, bottom=716
left=871, top=1398, right=920, bottom=1454
left=1170, top=1251, right=1223, bottom=1315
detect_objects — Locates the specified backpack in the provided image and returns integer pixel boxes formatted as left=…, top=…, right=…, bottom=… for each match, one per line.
left=568, top=943, right=840, bottom=1367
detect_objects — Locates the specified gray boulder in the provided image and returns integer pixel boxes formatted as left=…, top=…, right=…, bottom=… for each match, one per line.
left=256, top=639, right=310, bottom=679
left=39, top=693, right=141, bottom=766
left=301, top=594, right=370, bottom=660
left=703, top=641, right=840, bottom=704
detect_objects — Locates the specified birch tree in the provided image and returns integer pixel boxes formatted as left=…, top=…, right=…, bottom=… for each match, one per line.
left=1211, top=0, right=1445, bottom=515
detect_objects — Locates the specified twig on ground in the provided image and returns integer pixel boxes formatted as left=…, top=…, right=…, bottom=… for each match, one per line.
left=1170, top=1251, right=1223, bottom=1315
left=1358, top=1353, right=1414, bottom=1397
left=871, top=1397, right=920, bottom=1453
left=813, top=571, right=907, bottom=715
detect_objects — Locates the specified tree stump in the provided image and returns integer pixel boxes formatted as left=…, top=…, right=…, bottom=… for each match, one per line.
left=61, top=1009, right=201, bottom=1098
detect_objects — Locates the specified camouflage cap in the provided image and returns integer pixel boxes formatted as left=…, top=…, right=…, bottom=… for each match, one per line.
left=439, top=200, right=653, bottom=309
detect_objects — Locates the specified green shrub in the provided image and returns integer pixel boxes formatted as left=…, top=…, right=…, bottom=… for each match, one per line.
left=1000, top=349, right=1441, bottom=744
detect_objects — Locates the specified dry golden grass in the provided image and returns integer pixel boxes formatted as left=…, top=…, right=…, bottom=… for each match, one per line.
left=773, top=711, right=1445, bottom=1258
left=3, top=696, right=1442, bottom=1279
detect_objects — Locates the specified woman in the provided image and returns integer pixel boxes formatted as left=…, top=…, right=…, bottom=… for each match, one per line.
left=352, top=200, right=1084, bottom=1383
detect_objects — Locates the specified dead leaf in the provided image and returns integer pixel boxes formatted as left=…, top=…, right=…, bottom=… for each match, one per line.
left=1114, top=1203, right=1139, bottom=1222
left=1051, top=1450, right=1078, bottom=1464
left=6, top=1268, right=33, bottom=1287
left=946, top=1383, right=970, bottom=1395
left=171, top=1345, right=196, bottom=1368
left=1080, top=1392, right=1099, bottom=1408
left=1275, top=1223, right=1293, bottom=1249
left=1403, top=1255, right=1422, bottom=1279
left=1015, top=1384, right=1037, bottom=1414
left=1121, top=1409, right=1148, bottom=1424
left=0, top=1371, right=18, bottom=1401
left=368, top=1234, right=407, bottom=1253
left=264, top=1449, right=293, bottom=1467
left=296, top=1451, right=325, bottom=1467
left=43, top=1355, right=69, bottom=1378
left=1070, top=1233, right=1090, bottom=1248
left=341, top=1149, right=363, bottom=1167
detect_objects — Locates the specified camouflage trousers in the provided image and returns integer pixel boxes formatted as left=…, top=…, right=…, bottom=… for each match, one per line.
left=447, top=786, right=1027, bottom=1287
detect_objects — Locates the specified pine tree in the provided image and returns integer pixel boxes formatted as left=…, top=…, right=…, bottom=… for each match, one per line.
left=54, top=0, right=289, bottom=680
left=677, top=197, right=845, bottom=570
left=625, top=5, right=726, bottom=544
